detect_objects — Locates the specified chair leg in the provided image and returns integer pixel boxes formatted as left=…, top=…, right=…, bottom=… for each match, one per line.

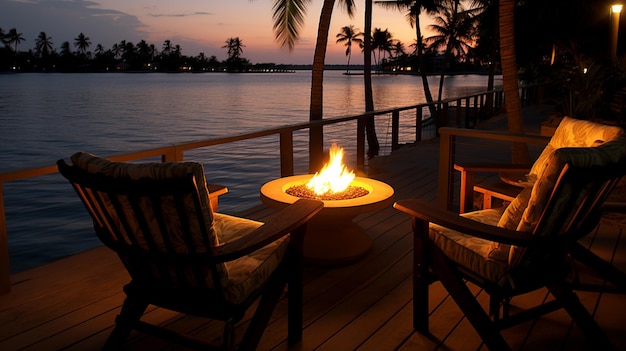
left=430, top=247, right=511, bottom=351
left=223, top=320, right=235, bottom=351
left=237, top=266, right=287, bottom=350
left=570, top=242, right=626, bottom=291
left=547, top=281, right=614, bottom=350
left=287, top=225, right=305, bottom=345
left=413, top=218, right=430, bottom=333
left=103, top=294, right=149, bottom=350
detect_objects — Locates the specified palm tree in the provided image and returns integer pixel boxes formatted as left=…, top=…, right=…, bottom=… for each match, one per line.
left=6, top=28, right=24, bottom=53
left=271, top=0, right=356, bottom=171
left=499, top=0, right=528, bottom=163
left=60, top=41, right=72, bottom=56
left=426, top=1, right=480, bottom=102
left=222, top=37, right=245, bottom=60
left=94, top=44, right=105, bottom=56
left=111, top=42, right=124, bottom=59
left=392, top=40, right=406, bottom=58
left=162, top=40, right=173, bottom=56
left=472, top=0, right=498, bottom=115
left=74, top=32, right=91, bottom=58
left=375, top=0, right=444, bottom=118
left=371, top=28, right=394, bottom=71
left=336, top=25, right=363, bottom=74
left=34, top=32, right=54, bottom=58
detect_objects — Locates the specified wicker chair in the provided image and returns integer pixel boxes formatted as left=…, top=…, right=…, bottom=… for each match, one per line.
left=57, top=152, right=323, bottom=350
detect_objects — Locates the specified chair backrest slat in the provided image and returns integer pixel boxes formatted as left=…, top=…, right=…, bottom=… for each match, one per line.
left=58, top=159, right=225, bottom=291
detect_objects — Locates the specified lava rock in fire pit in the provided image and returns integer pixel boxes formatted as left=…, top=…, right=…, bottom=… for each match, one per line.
left=286, top=184, right=369, bottom=201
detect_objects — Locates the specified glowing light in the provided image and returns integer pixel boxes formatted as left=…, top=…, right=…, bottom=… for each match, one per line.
left=307, top=143, right=355, bottom=195
left=613, top=4, right=623, bottom=13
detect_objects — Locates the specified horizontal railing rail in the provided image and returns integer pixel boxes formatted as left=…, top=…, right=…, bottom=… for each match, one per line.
left=0, top=86, right=535, bottom=294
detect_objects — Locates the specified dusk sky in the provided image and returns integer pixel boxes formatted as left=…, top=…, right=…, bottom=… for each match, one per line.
left=1, top=0, right=437, bottom=65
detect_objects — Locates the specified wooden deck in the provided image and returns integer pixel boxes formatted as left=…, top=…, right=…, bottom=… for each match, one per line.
left=2, top=136, right=626, bottom=351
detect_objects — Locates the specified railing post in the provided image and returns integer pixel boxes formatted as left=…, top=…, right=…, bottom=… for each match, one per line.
left=357, top=116, right=365, bottom=173
left=473, top=95, right=478, bottom=122
left=455, top=99, right=462, bottom=127
left=415, top=107, right=423, bottom=142
left=479, top=94, right=485, bottom=117
left=0, top=184, right=10, bottom=294
left=465, top=97, right=471, bottom=128
left=161, top=146, right=184, bottom=162
left=391, top=110, right=400, bottom=151
left=280, top=131, right=294, bottom=177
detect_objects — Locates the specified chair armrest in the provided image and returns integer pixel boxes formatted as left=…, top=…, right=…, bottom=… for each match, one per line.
left=394, top=198, right=533, bottom=247
left=207, top=184, right=228, bottom=211
left=453, top=163, right=531, bottom=174
left=454, top=163, right=531, bottom=213
left=213, top=199, right=324, bottom=262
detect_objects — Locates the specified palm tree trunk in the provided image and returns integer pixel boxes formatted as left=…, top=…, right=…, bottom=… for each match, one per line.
left=309, top=0, right=335, bottom=172
left=415, top=14, right=438, bottom=120
left=437, top=51, right=448, bottom=103
left=499, top=0, right=529, bottom=163
left=485, top=14, right=498, bottom=117
left=364, top=0, right=379, bottom=157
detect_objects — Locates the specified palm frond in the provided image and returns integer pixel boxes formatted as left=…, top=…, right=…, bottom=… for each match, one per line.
left=272, top=0, right=311, bottom=51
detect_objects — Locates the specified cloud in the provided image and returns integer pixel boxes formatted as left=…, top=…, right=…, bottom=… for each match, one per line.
left=149, top=12, right=213, bottom=18
left=1, top=0, right=147, bottom=50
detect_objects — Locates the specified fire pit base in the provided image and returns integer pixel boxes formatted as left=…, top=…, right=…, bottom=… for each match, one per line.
left=304, top=213, right=372, bottom=266
left=260, top=174, right=394, bottom=267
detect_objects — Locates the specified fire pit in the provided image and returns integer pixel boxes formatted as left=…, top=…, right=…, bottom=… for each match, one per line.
left=260, top=145, right=394, bottom=266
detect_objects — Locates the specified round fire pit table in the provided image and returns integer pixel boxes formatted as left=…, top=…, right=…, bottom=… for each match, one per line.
left=260, top=174, right=394, bottom=267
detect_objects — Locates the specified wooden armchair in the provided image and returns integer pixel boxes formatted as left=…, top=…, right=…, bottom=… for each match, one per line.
left=395, top=134, right=626, bottom=350
left=454, top=117, right=626, bottom=292
left=57, top=152, right=323, bottom=350
left=455, top=117, right=623, bottom=214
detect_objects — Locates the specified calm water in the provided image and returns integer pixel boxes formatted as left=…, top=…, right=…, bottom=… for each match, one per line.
left=0, top=71, right=501, bottom=272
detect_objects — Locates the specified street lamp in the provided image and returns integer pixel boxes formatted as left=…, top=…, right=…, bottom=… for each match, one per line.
left=611, top=4, right=623, bottom=58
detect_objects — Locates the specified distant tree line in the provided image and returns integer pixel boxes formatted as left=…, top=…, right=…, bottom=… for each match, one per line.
left=0, top=29, right=276, bottom=73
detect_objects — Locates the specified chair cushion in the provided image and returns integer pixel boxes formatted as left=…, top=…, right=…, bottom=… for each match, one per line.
left=527, top=117, right=623, bottom=183
left=214, top=213, right=290, bottom=304
left=495, top=119, right=624, bottom=264
left=488, top=187, right=533, bottom=261
left=509, top=135, right=626, bottom=266
left=429, top=208, right=509, bottom=284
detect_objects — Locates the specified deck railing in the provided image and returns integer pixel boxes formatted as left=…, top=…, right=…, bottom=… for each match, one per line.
left=0, top=87, right=529, bottom=294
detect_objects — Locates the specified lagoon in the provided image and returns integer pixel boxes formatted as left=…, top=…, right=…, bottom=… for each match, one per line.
left=0, top=71, right=501, bottom=272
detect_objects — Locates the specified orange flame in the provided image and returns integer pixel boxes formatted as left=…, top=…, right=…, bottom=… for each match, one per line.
left=307, top=143, right=355, bottom=195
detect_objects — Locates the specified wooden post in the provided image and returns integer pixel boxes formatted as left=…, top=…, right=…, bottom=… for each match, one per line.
left=465, top=97, right=471, bottom=128
left=357, top=117, right=365, bottom=173
left=309, top=125, right=324, bottom=173
left=280, top=131, right=294, bottom=177
left=455, top=99, right=462, bottom=127
left=161, top=146, right=184, bottom=162
left=415, top=107, right=423, bottom=142
left=391, top=110, right=400, bottom=151
left=0, top=184, right=10, bottom=294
